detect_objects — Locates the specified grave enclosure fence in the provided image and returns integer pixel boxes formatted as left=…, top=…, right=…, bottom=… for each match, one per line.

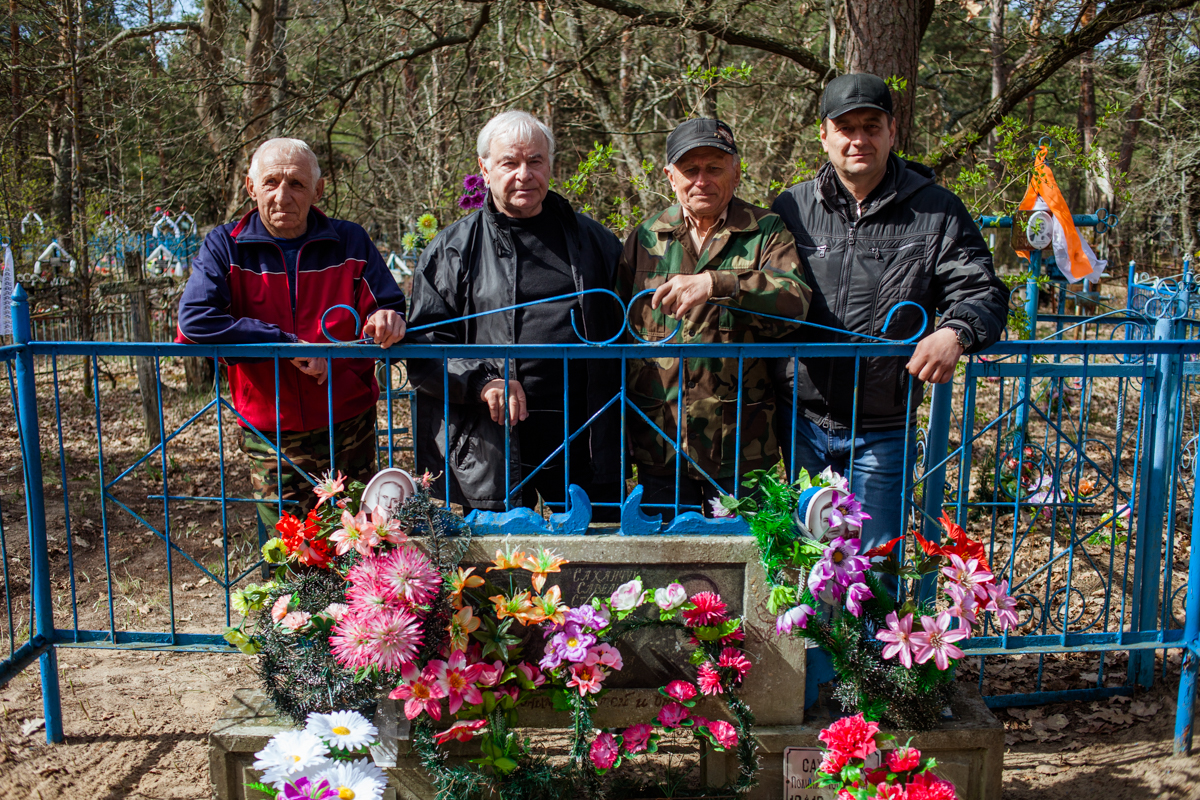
left=2, top=286, right=1200, bottom=763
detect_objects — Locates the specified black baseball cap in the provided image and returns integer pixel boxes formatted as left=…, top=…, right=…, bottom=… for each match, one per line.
left=666, top=118, right=738, bottom=164
left=820, top=73, right=893, bottom=120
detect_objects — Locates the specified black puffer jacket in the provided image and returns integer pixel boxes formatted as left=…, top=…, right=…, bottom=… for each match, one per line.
left=406, top=192, right=623, bottom=509
left=770, top=155, right=1010, bottom=430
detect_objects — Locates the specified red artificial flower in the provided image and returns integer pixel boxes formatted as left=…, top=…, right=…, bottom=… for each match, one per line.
left=682, top=592, right=728, bottom=627
left=904, top=772, right=956, bottom=800
left=886, top=746, right=922, bottom=773
left=717, top=647, right=751, bottom=683
left=697, top=662, right=724, bottom=695
left=866, top=536, right=904, bottom=559
left=911, top=513, right=990, bottom=572
left=817, top=713, right=879, bottom=760
left=818, top=749, right=849, bottom=775
left=875, top=783, right=909, bottom=800
left=432, top=718, right=487, bottom=744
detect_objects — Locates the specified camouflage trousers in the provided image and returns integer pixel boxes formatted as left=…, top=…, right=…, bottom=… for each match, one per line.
left=238, top=406, right=378, bottom=530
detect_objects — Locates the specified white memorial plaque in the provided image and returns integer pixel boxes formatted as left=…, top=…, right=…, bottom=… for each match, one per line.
left=783, top=747, right=828, bottom=800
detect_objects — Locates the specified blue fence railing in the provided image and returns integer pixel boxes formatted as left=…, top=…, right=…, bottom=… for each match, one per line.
left=2, top=283, right=1200, bottom=756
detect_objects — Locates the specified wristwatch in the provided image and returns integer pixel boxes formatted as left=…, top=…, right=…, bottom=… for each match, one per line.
left=945, top=325, right=972, bottom=352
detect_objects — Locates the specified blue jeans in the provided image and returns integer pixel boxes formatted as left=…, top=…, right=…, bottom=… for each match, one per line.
left=777, top=403, right=917, bottom=553
left=777, top=402, right=917, bottom=708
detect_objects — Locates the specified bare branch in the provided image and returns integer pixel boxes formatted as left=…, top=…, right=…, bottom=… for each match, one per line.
left=21, top=21, right=201, bottom=72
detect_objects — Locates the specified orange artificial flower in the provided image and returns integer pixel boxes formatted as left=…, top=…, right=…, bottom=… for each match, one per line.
left=521, top=548, right=569, bottom=593
left=530, top=585, right=568, bottom=626
left=490, top=591, right=536, bottom=625
left=447, top=606, right=481, bottom=652
left=448, top=567, right=485, bottom=609
left=487, top=542, right=529, bottom=573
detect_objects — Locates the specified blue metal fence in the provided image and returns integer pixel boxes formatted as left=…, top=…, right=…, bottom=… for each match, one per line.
left=2, top=280, right=1200, bottom=757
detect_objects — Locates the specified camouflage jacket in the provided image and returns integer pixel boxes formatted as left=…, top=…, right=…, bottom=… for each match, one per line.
left=618, top=196, right=811, bottom=480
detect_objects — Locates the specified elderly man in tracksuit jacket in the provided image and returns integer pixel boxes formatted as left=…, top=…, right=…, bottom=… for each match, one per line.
left=771, top=74, right=1009, bottom=555
left=177, top=138, right=406, bottom=526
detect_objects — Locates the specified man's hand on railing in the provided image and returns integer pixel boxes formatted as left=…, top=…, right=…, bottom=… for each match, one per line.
left=290, top=353, right=329, bottom=385
left=906, top=327, right=964, bottom=384
left=481, top=378, right=528, bottom=426
left=363, top=309, right=407, bottom=348
left=651, top=273, right=714, bottom=319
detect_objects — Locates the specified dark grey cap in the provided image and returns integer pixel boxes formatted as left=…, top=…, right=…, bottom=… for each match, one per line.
left=666, top=118, right=738, bottom=164
left=820, top=73, right=893, bottom=120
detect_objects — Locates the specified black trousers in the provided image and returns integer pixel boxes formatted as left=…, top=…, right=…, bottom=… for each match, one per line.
left=635, top=469, right=737, bottom=521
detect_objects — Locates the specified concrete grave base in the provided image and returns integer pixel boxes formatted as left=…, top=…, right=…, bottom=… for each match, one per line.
left=706, top=685, right=1004, bottom=800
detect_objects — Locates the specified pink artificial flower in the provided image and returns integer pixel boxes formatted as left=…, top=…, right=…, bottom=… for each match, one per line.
left=945, top=582, right=979, bottom=626
left=818, top=713, right=879, bottom=760
left=345, top=576, right=395, bottom=614
left=492, top=685, right=521, bottom=703
left=374, top=546, right=442, bottom=606
left=709, top=497, right=734, bottom=518
left=622, top=723, right=654, bottom=753
left=776, top=604, right=815, bottom=635
left=475, top=660, right=505, bottom=687
left=697, top=662, right=724, bottom=695
left=590, top=732, right=620, bottom=770
left=371, top=505, right=408, bottom=545
left=281, top=611, right=312, bottom=633
left=609, top=578, right=646, bottom=612
left=985, top=579, right=1020, bottom=632
left=313, top=470, right=346, bottom=507
left=682, top=592, right=728, bottom=627
left=323, top=602, right=350, bottom=622
left=704, top=719, right=738, bottom=750
left=389, top=662, right=446, bottom=720
left=875, top=784, right=909, bottom=800
left=828, top=489, right=871, bottom=530
left=585, top=643, right=624, bottom=671
left=429, top=650, right=486, bottom=714
left=329, top=608, right=376, bottom=668
left=655, top=583, right=688, bottom=611
left=818, top=749, right=849, bottom=774
left=367, top=607, right=425, bottom=671
left=909, top=611, right=970, bottom=670
left=664, top=680, right=697, bottom=702
left=567, top=663, right=607, bottom=696
left=517, top=662, right=546, bottom=688
left=845, top=581, right=874, bottom=618
left=876, top=611, right=916, bottom=669
left=656, top=702, right=690, bottom=729
left=942, top=553, right=994, bottom=601
left=717, top=647, right=751, bottom=682
left=329, top=509, right=380, bottom=557
left=886, top=746, right=922, bottom=772
left=271, top=594, right=292, bottom=623
left=433, top=719, right=487, bottom=744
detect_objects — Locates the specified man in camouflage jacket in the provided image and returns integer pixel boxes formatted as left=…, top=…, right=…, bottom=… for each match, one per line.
left=619, top=119, right=811, bottom=517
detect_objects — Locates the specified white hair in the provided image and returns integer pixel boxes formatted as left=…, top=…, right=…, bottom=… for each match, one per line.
left=476, top=110, right=556, bottom=168
left=248, top=138, right=322, bottom=183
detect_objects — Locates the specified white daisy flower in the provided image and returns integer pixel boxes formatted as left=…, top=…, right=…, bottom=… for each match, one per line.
left=316, top=758, right=386, bottom=800
left=253, top=730, right=330, bottom=788
left=305, top=710, right=379, bottom=752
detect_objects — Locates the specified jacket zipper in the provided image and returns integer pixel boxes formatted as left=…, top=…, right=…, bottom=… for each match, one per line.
left=271, top=240, right=307, bottom=432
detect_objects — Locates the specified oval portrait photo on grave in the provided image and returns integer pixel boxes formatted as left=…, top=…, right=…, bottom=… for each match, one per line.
left=361, top=467, right=416, bottom=517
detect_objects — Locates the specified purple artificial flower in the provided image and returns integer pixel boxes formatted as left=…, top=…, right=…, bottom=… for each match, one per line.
left=876, top=611, right=915, bottom=668
left=462, top=174, right=486, bottom=192
left=282, top=777, right=335, bottom=800
left=564, top=604, right=609, bottom=631
left=806, top=537, right=871, bottom=603
left=776, top=604, right=815, bottom=635
left=828, top=490, right=871, bottom=530
left=844, top=581, right=874, bottom=617
left=550, top=622, right=596, bottom=663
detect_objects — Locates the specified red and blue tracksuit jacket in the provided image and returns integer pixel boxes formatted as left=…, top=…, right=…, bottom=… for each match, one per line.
left=176, top=208, right=406, bottom=433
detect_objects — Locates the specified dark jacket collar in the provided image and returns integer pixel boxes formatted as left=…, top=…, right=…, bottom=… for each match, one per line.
left=815, top=153, right=935, bottom=213
left=482, top=190, right=579, bottom=255
left=231, top=206, right=339, bottom=243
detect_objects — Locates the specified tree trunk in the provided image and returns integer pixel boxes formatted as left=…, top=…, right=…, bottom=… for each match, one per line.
left=227, top=0, right=276, bottom=219
left=987, top=0, right=1006, bottom=155
left=1078, top=1, right=1097, bottom=207
left=270, top=0, right=290, bottom=135
left=196, top=0, right=232, bottom=213
left=843, top=0, right=933, bottom=153
left=1117, top=21, right=1163, bottom=177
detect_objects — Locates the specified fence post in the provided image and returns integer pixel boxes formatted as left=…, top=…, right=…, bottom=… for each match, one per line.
left=11, top=285, right=63, bottom=743
left=918, top=379, right=954, bottom=604
left=1174, top=439, right=1200, bottom=754
left=1131, top=316, right=1180, bottom=689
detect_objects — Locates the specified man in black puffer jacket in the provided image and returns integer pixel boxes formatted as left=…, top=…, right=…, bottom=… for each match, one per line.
left=407, top=110, right=623, bottom=515
left=771, top=74, right=1009, bottom=554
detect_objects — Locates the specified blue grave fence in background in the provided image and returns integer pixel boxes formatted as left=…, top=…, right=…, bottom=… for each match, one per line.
left=2, top=277, right=1200, bottom=757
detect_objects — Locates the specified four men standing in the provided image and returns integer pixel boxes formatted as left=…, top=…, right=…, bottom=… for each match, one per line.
left=181, top=75, right=1010, bottom=529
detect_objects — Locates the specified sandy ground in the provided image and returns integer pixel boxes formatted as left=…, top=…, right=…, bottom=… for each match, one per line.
left=0, top=649, right=1198, bottom=799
